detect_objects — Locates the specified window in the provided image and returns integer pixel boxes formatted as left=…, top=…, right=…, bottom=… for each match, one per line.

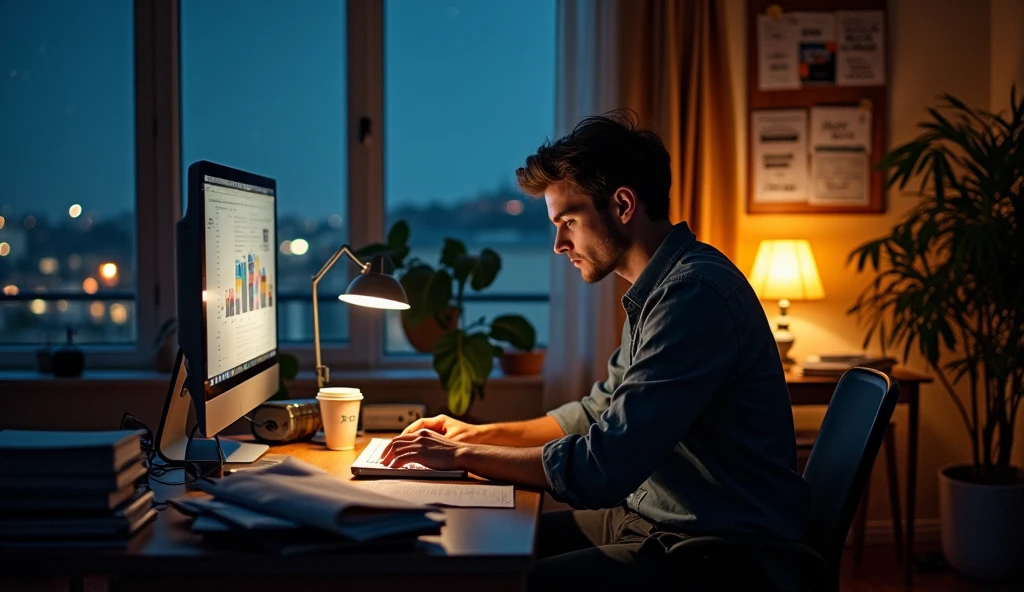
left=180, top=0, right=350, bottom=346
left=382, top=0, right=556, bottom=354
left=0, top=1, right=557, bottom=371
left=0, top=0, right=137, bottom=346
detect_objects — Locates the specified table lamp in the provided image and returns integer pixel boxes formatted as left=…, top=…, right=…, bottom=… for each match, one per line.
left=747, top=239, right=825, bottom=367
left=313, top=246, right=410, bottom=387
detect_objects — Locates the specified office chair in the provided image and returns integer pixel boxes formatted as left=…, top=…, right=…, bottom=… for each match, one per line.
left=796, top=420, right=903, bottom=564
left=651, top=367, right=900, bottom=592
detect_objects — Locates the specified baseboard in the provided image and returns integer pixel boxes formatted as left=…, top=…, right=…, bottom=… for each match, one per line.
left=850, top=518, right=941, bottom=547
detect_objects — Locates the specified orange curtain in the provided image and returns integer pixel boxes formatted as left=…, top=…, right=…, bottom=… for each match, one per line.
left=617, top=0, right=739, bottom=260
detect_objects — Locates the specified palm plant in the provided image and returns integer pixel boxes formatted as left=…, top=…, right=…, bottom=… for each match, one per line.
left=848, top=87, right=1023, bottom=484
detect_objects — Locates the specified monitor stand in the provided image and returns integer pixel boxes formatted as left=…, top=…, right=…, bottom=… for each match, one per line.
left=155, top=349, right=268, bottom=465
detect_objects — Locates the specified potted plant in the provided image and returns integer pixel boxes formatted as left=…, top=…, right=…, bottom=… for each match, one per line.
left=432, top=313, right=537, bottom=417
left=848, top=88, right=1023, bottom=581
left=356, top=221, right=502, bottom=354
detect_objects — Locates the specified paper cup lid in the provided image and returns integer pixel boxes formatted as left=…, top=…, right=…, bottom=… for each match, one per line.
left=317, top=387, right=363, bottom=400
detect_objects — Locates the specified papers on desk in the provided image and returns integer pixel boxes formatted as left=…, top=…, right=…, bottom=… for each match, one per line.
left=172, top=456, right=445, bottom=554
left=354, top=481, right=515, bottom=508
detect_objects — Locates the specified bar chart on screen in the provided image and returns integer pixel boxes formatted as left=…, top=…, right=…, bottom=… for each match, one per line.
left=204, top=181, right=277, bottom=379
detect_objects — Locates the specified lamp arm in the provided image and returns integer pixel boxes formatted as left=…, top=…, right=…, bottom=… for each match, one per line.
left=312, top=245, right=369, bottom=388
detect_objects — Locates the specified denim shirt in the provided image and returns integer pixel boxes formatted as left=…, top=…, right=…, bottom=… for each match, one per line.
left=543, top=222, right=809, bottom=542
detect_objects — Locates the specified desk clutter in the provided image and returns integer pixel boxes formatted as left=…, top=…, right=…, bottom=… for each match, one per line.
left=0, top=429, right=156, bottom=548
left=170, top=456, right=445, bottom=555
left=796, top=353, right=896, bottom=377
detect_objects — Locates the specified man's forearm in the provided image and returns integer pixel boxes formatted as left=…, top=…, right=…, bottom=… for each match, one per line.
left=456, top=444, right=549, bottom=489
left=477, top=415, right=566, bottom=447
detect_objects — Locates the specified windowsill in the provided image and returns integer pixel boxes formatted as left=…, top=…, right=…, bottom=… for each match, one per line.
left=0, top=368, right=543, bottom=386
left=0, top=368, right=546, bottom=431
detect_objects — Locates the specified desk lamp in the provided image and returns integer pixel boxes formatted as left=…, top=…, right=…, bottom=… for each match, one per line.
left=748, top=239, right=825, bottom=367
left=313, top=246, right=409, bottom=388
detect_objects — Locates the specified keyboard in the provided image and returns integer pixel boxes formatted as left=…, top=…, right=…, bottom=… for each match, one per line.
left=350, top=438, right=466, bottom=479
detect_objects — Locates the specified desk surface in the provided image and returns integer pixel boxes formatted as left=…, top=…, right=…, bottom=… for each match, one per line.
left=3, top=434, right=542, bottom=579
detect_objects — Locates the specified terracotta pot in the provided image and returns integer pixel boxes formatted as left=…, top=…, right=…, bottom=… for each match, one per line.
left=499, top=349, right=546, bottom=376
left=401, top=306, right=460, bottom=353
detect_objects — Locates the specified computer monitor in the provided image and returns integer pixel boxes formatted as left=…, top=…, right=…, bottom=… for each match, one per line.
left=155, top=160, right=280, bottom=465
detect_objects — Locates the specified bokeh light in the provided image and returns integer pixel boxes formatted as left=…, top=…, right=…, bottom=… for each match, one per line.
left=69, top=204, right=82, bottom=218
left=57, top=299, right=69, bottom=312
left=0, top=242, right=9, bottom=256
left=280, top=240, right=292, bottom=255
left=89, top=301, right=105, bottom=320
left=82, top=277, right=99, bottom=294
left=110, top=303, right=128, bottom=325
left=39, top=257, right=59, bottom=275
left=100, top=263, right=118, bottom=279
left=290, top=238, right=309, bottom=256
left=30, top=299, right=46, bottom=315
left=2, top=285, right=18, bottom=296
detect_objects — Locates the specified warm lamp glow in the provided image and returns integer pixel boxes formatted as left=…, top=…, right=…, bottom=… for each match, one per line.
left=100, top=263, right=118, bottom=279
left=748, top=240, right=825, bottom=301
left=338, top=293, right=410, bottom=310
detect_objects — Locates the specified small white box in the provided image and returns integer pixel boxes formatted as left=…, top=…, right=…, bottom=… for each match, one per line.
left=362, top=403, right=427, bottom=432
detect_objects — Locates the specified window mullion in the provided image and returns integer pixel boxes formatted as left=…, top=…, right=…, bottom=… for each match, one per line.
left=345, top=0, right=385, bottom=369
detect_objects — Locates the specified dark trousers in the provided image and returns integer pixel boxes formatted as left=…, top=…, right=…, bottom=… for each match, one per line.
left=528, top=507, right=788, bottom=592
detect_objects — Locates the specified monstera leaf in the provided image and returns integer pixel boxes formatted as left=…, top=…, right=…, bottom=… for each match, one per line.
left=489, top=314, right=536, bottom=352
left=432, top=330, right=494, bottom=417
left=353, top=220, right=411, bottom=270
left=400, top=265, right=452, bottom=326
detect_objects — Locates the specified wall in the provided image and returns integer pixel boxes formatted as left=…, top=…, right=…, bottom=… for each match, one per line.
left=724, top=0, right=1024, bottom=536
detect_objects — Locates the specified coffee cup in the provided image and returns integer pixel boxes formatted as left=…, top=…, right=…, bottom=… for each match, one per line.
left=315, top=387, right=363, bottom=451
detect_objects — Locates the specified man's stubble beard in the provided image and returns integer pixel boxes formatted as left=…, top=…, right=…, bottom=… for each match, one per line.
left=579, top=210, right=629, bottom=284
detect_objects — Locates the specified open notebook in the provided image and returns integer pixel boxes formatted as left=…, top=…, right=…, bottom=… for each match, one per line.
left=350, top=438, right=466, bottom=479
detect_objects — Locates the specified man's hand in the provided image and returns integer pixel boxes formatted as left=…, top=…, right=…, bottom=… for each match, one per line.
left=400, top=414, right=485, bottom=442
left=382, top=429, right=467, bottom=471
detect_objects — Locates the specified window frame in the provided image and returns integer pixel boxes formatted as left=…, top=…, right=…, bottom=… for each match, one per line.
left=0, top=0, right=177, bottom=370
left=0, top=0, right=550, bottom=372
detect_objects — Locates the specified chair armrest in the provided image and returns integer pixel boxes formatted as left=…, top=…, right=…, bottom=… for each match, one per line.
left=664, top=536, right=836, bottom=592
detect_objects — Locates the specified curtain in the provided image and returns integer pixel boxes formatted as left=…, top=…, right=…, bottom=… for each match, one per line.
left=543, top=0, right=624, bottom=411
left=544, top=0, right=738, bottom=409
left=618, top=0, right=739, bottom=260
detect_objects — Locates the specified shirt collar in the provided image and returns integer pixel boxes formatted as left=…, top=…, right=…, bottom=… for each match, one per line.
left=622, top=222, right=697, bottom=311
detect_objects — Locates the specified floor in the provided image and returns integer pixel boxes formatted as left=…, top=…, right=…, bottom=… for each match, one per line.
left=7, top=543, right=1022, bottom=591
left=839, top=543, right=1023, bottom=591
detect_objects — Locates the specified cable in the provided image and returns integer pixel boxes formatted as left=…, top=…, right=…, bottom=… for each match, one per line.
left=119, top=412, right=224, bottom=493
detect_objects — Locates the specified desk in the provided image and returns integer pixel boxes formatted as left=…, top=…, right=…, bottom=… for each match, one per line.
left=787, top=367, right=932, bottom=585
left=3, top=434, right=542, bottom=592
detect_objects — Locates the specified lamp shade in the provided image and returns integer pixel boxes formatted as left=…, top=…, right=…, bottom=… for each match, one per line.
left=339, top=272, right=410, bottom=310
left=748, top=239, right=825, bottom=301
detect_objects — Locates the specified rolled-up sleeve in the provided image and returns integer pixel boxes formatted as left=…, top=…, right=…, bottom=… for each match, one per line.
left=542, top=279, right=739, bottom=509
left=546, top=320, right=630, bottom=436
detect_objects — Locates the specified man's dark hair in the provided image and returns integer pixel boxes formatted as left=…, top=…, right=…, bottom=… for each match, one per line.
left=515, top=109, right=671, bottom=221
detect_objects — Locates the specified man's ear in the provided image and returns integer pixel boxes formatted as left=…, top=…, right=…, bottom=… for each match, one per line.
left=611, top=187, right=638, bottom=224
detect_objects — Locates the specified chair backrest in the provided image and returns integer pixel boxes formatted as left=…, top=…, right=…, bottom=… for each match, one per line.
left=802, top=367, right=900, bottom=567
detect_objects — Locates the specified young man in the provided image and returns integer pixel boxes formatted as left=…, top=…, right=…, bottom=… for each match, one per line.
left=382, top=112, right=809, bottom=590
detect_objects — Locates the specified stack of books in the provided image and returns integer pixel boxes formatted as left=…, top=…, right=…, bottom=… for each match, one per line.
left=170, top=456, right=445, bottom=555
left=796, top=353, right=897, bottom=377
left=0, top=429, right=157, bottom=548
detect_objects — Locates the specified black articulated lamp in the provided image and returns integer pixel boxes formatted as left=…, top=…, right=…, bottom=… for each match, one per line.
left=312, top=246, right=409, bottom=388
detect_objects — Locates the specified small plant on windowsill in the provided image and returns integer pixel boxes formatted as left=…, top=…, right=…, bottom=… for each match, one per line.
left=433, top=313, right=539, bottom=418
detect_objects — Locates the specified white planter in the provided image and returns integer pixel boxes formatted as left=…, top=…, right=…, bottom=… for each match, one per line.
left=938, top=463, right=1024, bottom=581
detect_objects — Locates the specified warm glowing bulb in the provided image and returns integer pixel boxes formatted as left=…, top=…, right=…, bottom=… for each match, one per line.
left=100, top=263, right=117, bottom=279
left=68, top=204, right=82, bottom=218
left=290, top=238, right=309, bottom=256
left=82, top=277, right=98, bottom=294
left=30, top=299, right=46, bottom=315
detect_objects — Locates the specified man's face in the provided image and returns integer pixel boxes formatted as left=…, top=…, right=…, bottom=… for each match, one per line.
left=544, top=182, right=628, bottom=284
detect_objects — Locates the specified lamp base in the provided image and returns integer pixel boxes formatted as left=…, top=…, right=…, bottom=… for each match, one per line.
left=774, top=329, right=796, bottom=368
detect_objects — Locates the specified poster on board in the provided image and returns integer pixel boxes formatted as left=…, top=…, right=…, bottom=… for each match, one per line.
left=751, top=109, right=809, bottom=204
left=836, top=11, right=886, bottom=86
left=809, top=106, right=872, bottom=205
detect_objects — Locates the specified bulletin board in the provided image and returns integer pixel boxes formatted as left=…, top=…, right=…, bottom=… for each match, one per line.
left=747, top=0, right=888, bottom=214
